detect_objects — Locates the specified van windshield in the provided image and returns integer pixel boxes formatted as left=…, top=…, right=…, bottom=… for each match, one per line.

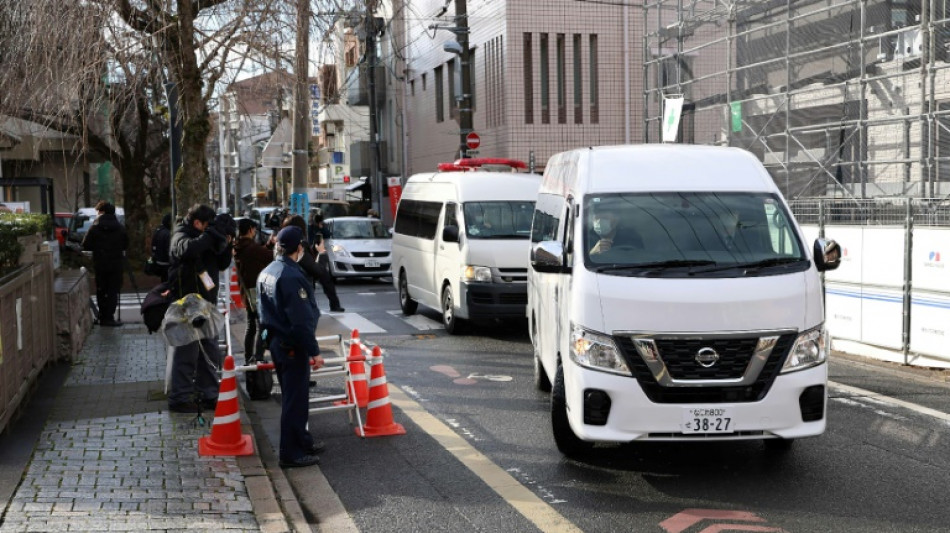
left=332, top=219, right=391, bottom=239
left=583, top=192, right=807, bottom=277
left=463, top=201, right=535, bottom=239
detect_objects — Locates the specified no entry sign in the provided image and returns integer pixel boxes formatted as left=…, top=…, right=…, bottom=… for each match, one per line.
left=466, top=132, right=480, bottom=150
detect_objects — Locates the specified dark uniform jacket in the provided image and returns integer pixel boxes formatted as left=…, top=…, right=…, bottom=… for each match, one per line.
left=82, top=213, right=128, bottom=270
left=150, top=214, right=172, bottom=266
left=257, top=256, right=320, bottom=357
left=168, top=222, right=231, bottom=302
left=233, top=236, right=273, bottom=290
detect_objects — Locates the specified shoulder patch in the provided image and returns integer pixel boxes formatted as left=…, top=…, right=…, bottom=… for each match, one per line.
left=298, top=287, right=308, bottom=299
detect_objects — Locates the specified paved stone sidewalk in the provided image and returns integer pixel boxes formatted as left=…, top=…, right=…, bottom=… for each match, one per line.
left=0, top=324, right=262, bottom=532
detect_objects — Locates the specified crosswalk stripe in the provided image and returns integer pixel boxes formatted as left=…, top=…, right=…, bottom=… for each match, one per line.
left=386, top=310, right=443, bottom=331
left=331, top=312, right=387, bottom=334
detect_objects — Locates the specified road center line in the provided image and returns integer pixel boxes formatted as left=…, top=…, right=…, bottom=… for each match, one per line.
left=829, top=380, right=950, bottom=423
left=388, top=385, right=584, bottom=533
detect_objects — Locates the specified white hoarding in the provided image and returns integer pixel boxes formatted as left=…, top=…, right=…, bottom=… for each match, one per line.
left=825, top=283, right=862, bottom=341
left=909, top=291, right=950, bottom=358
left=823, top=226, right=863, bottom=284
left=861, top=228, right=905, bottom=287
left=860, top=286, right=904, bottom=349
left=911, top=228, right=949, bottom=292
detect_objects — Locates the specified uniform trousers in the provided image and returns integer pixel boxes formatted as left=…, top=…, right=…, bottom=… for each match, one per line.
left=270, top=340, right=316, bottom=462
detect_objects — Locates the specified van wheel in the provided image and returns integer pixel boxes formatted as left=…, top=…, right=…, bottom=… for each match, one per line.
left=398, top=271, right=417, bottom=315
left=551, top=365, right=593, bottom=457
left=533, top=342, right=551, bottom=392
left=441, top=285, right=464, bottom=335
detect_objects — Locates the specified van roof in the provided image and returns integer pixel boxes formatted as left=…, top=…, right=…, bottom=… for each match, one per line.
left=542, top=145, right=777, bottom=196
left=75, top=206, right=125, bottom=215
left=404, top=171, right=541, bottom=202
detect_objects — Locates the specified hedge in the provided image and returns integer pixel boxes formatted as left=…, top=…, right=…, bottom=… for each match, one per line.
left=0, top=213, right=51, bottom=275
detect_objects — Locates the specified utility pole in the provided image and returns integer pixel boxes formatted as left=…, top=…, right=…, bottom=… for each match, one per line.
left=366, top=4, right=383, bottom=215
left=291, top=0, right=311, bottom=217
left=454, top=0, right=473, bottom=160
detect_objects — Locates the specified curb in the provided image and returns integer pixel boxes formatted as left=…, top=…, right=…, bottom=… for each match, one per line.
left=238, top=396, right=313, bottom=533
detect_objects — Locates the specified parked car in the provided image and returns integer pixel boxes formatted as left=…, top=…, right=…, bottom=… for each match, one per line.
left=324, top=216, right=392, bottom=280
left=66, top=207, right=125, bottom=251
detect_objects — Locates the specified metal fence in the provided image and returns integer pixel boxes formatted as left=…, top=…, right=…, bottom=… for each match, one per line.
left=789, top=197, right=950, bottom=225
left=0, top=252, right=55, bottom=435
left=644, top=0, right=950, bottom=201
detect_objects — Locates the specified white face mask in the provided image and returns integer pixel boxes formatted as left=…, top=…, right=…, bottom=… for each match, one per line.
left=294, top=248, right=305, bottom=262
left=593, top=218, right=613, bottom=236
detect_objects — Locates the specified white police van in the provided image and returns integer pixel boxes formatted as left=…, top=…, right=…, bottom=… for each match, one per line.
left=392, top=158, right=541, bottom=334
left=528, top=145, right=841, bottom=456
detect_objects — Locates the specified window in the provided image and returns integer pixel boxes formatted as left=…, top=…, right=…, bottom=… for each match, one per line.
left=448, top=58, right=457, bottom=119
left=590, top=35, right=599, bottom=124
left=540, top=33, right=550, bottom=124
left=444, top=202, right=458, bottom=229
left=410, top=79, right=415, bottom=97
left=573, top=34, right=583, bottom=124
left=394, top=199, right=443, bottom=239
left=524, top=33, right=534, bottom=124
left=531, top=193, right=563, bottom=243
left=422, top=73, right=427, bottom=91
left=556, top=34, right=566, bottom=124
left=435, top=66, right=444, bottom=123
left=463, top=201, right=535, bottom=239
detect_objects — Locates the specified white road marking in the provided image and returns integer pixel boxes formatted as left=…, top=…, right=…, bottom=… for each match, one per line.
left=829, top=381, right=950, bottom=424
left=389, top=385, right=583, bottom=533
left=387, top=310, right=444, bottom=330
left=330, top=312, right=387, bottom=334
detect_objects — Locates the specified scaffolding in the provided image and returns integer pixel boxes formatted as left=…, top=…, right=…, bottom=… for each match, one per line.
left=643, top=0, right=950, bottom=201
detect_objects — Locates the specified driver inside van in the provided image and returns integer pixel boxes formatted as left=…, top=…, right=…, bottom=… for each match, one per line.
left=467, top=212, right=493, bottom=236
left=589, top=211, right=619, bottom=255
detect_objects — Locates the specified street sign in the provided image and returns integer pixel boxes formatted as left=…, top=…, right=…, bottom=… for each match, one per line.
left=466, top=132, right=480, bottom=150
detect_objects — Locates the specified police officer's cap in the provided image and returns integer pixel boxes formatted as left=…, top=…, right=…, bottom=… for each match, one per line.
left=277, top=225, right=303, bottom=250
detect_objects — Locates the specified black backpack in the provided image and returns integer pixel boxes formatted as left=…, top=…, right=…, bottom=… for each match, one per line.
left=140, top=282, right=172, bottom=334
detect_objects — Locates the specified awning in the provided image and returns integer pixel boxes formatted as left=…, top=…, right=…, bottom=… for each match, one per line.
left=346, top=180, right=369, bottom=192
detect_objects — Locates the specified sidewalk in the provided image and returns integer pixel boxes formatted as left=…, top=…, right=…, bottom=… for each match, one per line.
left=0, top=319, right=305, bottom=532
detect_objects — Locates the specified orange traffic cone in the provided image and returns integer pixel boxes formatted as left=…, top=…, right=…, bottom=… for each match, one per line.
left=199, top=355, right=255, bottom=456
left=357, top=346, right=406, bottom=438
left=336, top=332, right=369, bottom=408
left=230, top=265, right=243, bottom=309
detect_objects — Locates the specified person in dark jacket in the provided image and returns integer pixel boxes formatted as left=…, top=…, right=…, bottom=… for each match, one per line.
left=281, top=215, right=344, bottom=312
left=233, top=218, right=273, bottom=364
left=166, top=204, right=234, bottom=413
left=82, top=201, right=129, bottom=327
left=150, top=213, right=173, bottom=281
left=258, top=225, right=326, bottom=468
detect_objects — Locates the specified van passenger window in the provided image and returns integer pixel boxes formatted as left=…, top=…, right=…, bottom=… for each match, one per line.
left=444, top=203, right=458, bottom=229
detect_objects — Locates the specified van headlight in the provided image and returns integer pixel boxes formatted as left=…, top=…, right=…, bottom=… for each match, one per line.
left=570, top=325, right=631, bottom=376
left=331, top=244, right=350, bottom=257
left=461, top=265, right=492, bottom=282
left=781, top=326, right=829, bottom=373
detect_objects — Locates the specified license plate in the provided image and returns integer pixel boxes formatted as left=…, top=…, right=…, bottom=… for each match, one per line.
left=365, top=260, right=380, bottom=268
left=682, top=407, right=734, bottom=434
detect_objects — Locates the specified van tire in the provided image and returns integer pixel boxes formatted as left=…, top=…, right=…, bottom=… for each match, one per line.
left=398, top=270, right=418, bottom=315
left=551, top=365, right=593, bottom=457
left=533, top=343, right=551, bottom=392
left=441, top=285, right=464, bottom=334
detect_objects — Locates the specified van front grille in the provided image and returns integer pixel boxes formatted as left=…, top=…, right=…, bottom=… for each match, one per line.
left=614, top=333, right=795, bottom=404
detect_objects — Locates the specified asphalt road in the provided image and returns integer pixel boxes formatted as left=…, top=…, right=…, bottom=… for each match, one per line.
left=267, top=278, right=950, bottom=533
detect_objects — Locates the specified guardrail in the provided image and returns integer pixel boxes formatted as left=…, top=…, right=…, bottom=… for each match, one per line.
left=0, top=252, right=56, bottom=435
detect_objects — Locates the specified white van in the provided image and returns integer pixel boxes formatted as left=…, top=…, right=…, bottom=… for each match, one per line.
left=528, top=145, right=841, bottom=456
left=392, top=159, right=541, bottom=333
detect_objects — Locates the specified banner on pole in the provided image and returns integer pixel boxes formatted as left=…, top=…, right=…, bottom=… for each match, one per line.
left=662, top=97, right=684, bottom=143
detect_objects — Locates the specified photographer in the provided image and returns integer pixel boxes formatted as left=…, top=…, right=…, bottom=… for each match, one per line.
left=165, top=205, right=235, bottom=413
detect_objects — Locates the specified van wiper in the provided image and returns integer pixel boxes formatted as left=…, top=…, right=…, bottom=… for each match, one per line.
left=486, top=234, right=529, bottom=239
left=592, top=259, right=716, bottom=273
left=691, top=257, right=806, bottom=274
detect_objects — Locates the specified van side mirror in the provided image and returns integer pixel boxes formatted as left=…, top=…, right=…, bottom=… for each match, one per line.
left=442, top=225, right=459, bottom=243
left=814, top=238, right=841, bottom=272
left=531, top=241, right=565, bottom=273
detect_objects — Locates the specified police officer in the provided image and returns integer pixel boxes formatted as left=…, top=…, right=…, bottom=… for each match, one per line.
left=257, top=226, right=326, bottom=468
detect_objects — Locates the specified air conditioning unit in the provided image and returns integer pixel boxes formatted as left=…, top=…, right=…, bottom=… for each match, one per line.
left=894, top=28, right=922, bottom=60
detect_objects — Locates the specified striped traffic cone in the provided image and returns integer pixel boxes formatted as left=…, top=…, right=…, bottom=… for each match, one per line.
left=336, top=330, right=369, bottom=408
left=229, top=265, right=243, bottom=309
left=357, top=346, right=406, bottom=438
left=198, top=355, right=255, bottom=456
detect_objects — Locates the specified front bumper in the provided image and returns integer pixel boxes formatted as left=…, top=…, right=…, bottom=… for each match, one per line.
left=330, top=256, right=392, bottom=278
left=459, top=281, right=528, bottom=320
left=563, top=361, right=828, bottom=442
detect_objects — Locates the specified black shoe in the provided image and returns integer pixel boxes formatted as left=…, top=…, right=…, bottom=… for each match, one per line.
left=100, top=319, right=124, bottom=327
left=329, top=307, right=345, bottom=313
left=308, top=441, right=326, bottom=455
left=279, top=454, right=320, bottom=468
left=168, top=403, right=201, bottom=414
